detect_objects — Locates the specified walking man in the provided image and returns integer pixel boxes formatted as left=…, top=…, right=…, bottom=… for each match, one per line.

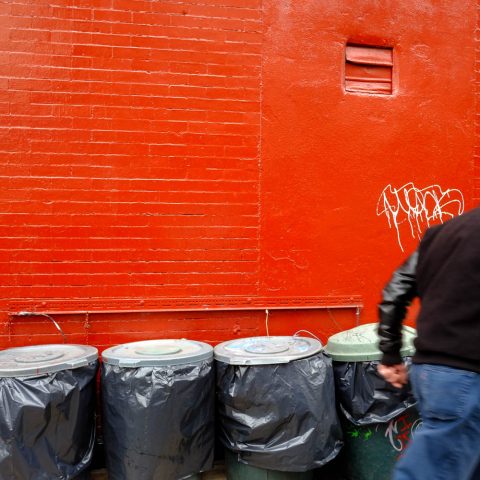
left=377, top=207, right=480, bottom=480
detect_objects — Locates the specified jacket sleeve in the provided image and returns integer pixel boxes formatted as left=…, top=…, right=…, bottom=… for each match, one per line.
left=378, top=251, right=418, bottom=365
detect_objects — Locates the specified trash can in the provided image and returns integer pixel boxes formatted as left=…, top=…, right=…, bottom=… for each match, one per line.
left=215, top=336, right=343, bottom=479
left=324, top=323, right=420, bottom=480
left=0, top=344, right=98, bottom=479
left=101, top=339, right=215, bottom=480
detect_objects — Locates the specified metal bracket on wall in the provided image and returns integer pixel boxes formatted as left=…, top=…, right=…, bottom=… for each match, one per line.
left=8, top=295, right=363, bottom=316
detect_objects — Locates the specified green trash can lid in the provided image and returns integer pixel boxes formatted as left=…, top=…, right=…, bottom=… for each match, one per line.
left=325, top=323, right=416, bottom=362
left=214, top=336, right=323, bottom=365
left=102, top=339, right=213, bottom=367
left=0, top=344, right=98, bottom=378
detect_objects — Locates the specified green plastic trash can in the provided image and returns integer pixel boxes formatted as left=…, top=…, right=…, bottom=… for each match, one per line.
left=324, top=324, right=421, bottom=480
left=225, top=450, right=315, bottom=480
left=215, top=336, right=343, bottom=480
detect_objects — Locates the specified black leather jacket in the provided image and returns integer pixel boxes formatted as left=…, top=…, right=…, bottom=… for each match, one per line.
left=378, top=251, right=418, bottom=366
left=379, top=208, right=480, bottom=373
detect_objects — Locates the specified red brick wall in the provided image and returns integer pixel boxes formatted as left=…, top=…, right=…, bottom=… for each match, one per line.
left=0, top=0, right=266, bottom=348
left=0, top=0, right=477, bottom=350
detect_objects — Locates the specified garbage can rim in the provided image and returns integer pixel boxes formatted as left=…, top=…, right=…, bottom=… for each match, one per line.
left=0, top=344, right=98, bottom=377
left=102, top=338, right=213, bottom=367
left=214, top=335, right=323, bottom=365
left=325, top=323, right=416, bottom=362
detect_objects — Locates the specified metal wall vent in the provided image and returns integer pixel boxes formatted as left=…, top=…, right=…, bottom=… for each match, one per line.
left=345, top=44, right=393, bottom=95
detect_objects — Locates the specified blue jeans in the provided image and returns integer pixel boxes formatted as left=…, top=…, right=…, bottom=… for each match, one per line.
left=394, top=364, right=480, bottom=480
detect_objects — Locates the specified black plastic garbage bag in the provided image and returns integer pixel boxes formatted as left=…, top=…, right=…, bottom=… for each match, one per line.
left=0, top=362, right=98, bottom=480
left=102, top=359, right=214, bottom=480
left=216, top=353, right=343, bottom=472
left=333, top=358, right=416, bottom=425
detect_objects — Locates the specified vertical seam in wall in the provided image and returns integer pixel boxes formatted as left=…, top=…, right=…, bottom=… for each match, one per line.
left=257, top=0, right=264, bottom=296
left=475, top=0, right=480, bottom=203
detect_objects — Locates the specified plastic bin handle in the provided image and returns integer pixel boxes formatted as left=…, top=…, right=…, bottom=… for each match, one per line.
left=117, top=359, right=141, bottom=367
left=68, top=359, right=90, bottom=368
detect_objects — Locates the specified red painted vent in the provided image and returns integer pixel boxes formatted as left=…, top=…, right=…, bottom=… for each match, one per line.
left=345, top=45, right=393, bottom=94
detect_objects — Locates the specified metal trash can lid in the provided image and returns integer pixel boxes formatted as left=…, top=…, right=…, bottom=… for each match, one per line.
left=0, top=344, right=98, bottom=378
left=214, top=336, right=323, bottom=365
left=325, top=323, right=417, bottom=362
left=102, top=339, right=213, bottom=367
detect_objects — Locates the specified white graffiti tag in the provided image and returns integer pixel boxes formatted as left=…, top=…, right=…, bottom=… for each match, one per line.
left=380, top=415, right=423, bottom=452
left=376, top=183, right=464, bottom=251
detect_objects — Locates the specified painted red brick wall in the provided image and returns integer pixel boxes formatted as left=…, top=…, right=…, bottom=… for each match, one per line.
left=0, top=0, right=266, bottom=349
left=0, top=0, right=477, bottom=350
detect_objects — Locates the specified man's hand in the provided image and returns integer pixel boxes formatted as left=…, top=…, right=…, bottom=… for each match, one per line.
left=377, top=363, right=408, bottom=388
